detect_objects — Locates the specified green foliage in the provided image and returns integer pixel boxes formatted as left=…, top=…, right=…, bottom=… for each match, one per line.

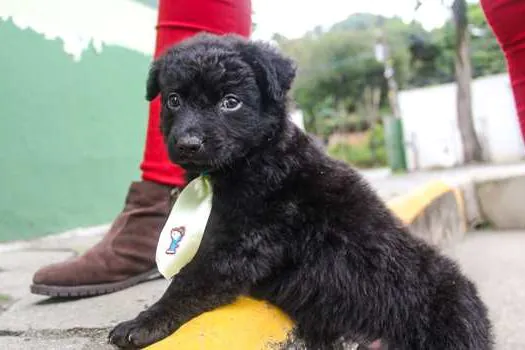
left=468, top=4, right=506, bottom=77
left=410, top=3, right=505, bottom=84
left=275, top=5, right=506, bottom=138
left=328, top=124, right=387, bottom=168
left=278, top=14, right=417, bottom=135
left=283, top=30, right=383, bottom=108
left=328, top=141, right=387, bottom=168
left=369, top=123, right=386, bottom=148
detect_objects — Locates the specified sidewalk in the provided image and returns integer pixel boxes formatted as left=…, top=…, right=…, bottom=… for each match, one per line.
left=1, top=162, right=524, bottom=349
left=362, top=162, right=525, bottom=199
left=0, top=230, right=162, bottom=349
left=446, top=230, right=525, bottom=349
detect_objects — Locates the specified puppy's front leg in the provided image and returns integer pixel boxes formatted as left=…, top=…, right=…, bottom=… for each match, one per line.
left=108, top=245, right=268, bottom=349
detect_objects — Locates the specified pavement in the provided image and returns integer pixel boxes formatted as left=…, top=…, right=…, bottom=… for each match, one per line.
left=0, top=162, right=524, bottom=349
left=446, top=230, right=525, bottom=350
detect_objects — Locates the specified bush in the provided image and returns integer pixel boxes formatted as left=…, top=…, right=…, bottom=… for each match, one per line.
left=327, top=124, right=387, bottom=168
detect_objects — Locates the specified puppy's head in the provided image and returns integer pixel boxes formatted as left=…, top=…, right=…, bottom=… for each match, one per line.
left=146, top=33, right=296, bottom=173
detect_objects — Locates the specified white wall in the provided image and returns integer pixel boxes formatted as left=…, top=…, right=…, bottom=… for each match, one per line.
left=473, top=74, right=525, bottom=163
left=0, top=0, right=157, bottom=60
left=399, top=73, right=525, bottom=170
left=290, top=109, right=305, bottom=130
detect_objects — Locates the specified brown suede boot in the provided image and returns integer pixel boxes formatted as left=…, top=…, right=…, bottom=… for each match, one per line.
left=31, top=180, right=179, bottom=297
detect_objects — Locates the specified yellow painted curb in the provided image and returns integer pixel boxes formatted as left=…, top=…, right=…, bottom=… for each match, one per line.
left=453, top=186, right=467, bottom=233
left=148, top=181, right=465, bottom=350
left=387, top=180, right=464, bottom=226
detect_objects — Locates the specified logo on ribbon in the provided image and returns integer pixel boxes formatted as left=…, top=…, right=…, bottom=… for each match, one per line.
left=165, top=226, right=186, bottom=255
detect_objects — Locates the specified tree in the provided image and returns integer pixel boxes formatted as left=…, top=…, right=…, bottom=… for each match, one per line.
left=416, top=0, right=483, bottom=162
left=277, top=14, right=418, bottom=136
left=410, top=4, right=506, bottom=85
left=276, top=7, right=503, bottom=145
left=468, top=3, right=507, bottom=77
left=451, top=0, right=483, bottom=162
left=278, top=29, right=385, bottom=135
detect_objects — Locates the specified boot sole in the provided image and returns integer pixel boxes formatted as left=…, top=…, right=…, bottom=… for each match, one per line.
left=30, top=268, right=161, bottom=298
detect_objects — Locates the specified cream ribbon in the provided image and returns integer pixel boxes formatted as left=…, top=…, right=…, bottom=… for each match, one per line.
left=155, top=176, right=212, bottom=279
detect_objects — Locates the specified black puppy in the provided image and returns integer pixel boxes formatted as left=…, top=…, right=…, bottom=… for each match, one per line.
left=109, top=34, right=493, bottom=349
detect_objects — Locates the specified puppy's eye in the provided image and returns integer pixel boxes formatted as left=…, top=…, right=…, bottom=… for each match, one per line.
left=220, top=95, right=242, bottom=112
left=167, top=93, right=181, bottom=110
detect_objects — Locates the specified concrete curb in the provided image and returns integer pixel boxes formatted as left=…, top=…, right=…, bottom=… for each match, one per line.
left=147, top=180, right=467, bottom=350
left=475, top=175, right=525, bottom=230
left=388, top=181, right=467, bottom=247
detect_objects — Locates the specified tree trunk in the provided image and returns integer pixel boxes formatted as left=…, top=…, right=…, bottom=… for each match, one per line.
left=453, top=0, right=483, bottom=163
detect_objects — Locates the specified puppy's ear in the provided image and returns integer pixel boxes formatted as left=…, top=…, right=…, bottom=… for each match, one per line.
left=239, top=41, right=296, bottom=103
left=146, top=59, right=161, bottom=101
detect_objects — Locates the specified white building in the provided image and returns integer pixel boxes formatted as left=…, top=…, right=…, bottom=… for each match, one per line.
left=399, top=73, right=525, bottom=171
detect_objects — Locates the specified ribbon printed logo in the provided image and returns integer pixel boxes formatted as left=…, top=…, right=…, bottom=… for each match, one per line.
left=165, top=226, right=186, bottom=255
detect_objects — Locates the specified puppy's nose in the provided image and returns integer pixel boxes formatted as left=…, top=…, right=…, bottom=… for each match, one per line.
left=176, top=136, right=203, bottom=154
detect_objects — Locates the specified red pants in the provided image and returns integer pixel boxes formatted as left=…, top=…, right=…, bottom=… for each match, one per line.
left=481, top=0, right=525, bottom=142
left=140, top=0, right=252, bottom=186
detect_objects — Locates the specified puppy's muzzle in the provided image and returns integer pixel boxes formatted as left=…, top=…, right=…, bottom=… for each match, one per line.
left=174, top=136, right=203, bottom=159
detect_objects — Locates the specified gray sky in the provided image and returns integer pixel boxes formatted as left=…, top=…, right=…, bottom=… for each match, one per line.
left=252, top=0, right=467, bottom=40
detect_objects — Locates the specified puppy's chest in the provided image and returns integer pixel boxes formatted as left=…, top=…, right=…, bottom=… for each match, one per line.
left=205, top=200, right=294, bottom=242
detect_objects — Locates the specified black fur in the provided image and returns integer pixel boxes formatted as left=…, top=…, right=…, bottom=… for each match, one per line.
left=109, top=33, right=493, bottom=349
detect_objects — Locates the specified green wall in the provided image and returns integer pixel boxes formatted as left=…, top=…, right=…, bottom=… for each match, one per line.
left=0, top=19, right=153, bottom=241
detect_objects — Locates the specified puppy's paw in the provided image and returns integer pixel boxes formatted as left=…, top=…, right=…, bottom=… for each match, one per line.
left=108, top=312, right=175, bottom=349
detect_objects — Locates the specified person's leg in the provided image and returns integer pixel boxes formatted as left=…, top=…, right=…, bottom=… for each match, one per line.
left=481, top=0, right=525, bottom=141
left=31, top=0, right=251, bottom=297
left=141, top=0, right=252, bottom=186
